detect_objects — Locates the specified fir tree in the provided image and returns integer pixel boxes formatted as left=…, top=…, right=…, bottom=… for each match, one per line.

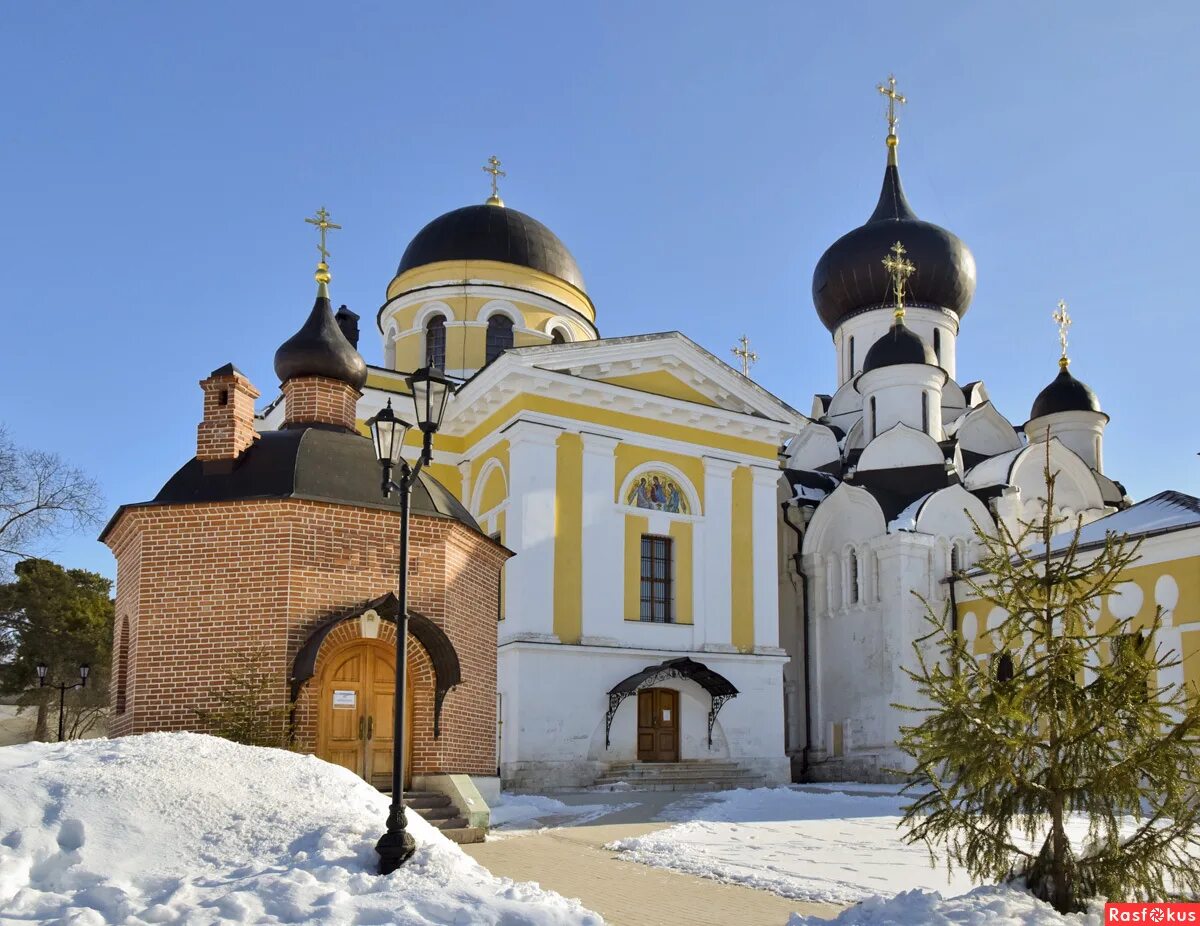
left=192, top=648, right=292, bottom=749
left=898, top=448, right=1200, bottom=912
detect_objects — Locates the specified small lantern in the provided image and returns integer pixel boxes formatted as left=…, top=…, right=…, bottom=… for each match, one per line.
left=368, top=400, right=411, bottom=469
left=407, top=367, right=452, bottom=435
left=35, top=663, right=48, bottom=686
left=79, top=664, right=90, bottom=686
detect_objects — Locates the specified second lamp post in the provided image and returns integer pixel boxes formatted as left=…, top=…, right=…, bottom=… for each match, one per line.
left=368, top=366, right=452, bottom=875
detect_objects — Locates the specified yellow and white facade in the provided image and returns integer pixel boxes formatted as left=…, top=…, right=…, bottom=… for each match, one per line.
left=264, top=196, right=805, bottom=788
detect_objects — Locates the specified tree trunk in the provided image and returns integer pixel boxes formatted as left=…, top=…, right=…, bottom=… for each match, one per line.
left=34, top=699, right=48, bottom=741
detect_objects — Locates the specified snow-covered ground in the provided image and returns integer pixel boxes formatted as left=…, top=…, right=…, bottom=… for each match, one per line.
left=0, top=733, right=601, bottom=925
left=489, top=793, right=634, bottom=833
left=787, top=885, right=1102, bottom=925
left=609, top=786, right=1126, bottom=921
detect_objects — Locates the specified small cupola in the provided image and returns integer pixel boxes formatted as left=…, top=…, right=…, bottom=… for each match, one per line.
left=274, top=209, right=367, bottom=431
left=862, top=319, right=937, bottom=372
left=1024, top=301, right=1109, bottom=472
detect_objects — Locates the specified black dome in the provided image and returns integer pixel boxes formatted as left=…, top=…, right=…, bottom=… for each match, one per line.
left=1030, top=367, right=1102, bottom=419
left=862, top=320, right=937, bottom=372
left=812, top=157, right=976, bottom=332
left=274, top=293, right=368, bottom=390
left=150, top=427, right=480, bottom=531
left=397, top=204, right=586, bottom=293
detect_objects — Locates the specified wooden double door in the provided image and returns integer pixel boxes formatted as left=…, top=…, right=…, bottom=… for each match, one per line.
left=637, top=688, right=679, bottom=762
left=317, top=640, right=413, bottom=790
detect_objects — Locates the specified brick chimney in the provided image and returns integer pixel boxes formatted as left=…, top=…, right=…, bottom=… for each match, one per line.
left=196, top=363, right=260, bottom=466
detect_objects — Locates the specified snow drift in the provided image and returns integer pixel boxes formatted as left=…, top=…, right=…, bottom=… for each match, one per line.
left=0, top=732, right=601, bottom=925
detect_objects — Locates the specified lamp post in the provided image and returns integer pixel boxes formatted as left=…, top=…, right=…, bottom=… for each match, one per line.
left=368, top=366, right=452, bottom=875
left=36, top=663, right=90, bottom=742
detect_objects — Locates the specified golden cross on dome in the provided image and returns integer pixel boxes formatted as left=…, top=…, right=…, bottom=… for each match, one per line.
left=877, top=74, right=906, bottom=138
left=305, top=207, right=341, bottom=264
left=482, top=155, right=506, bottom=206
left=1053, top=299, right=1072, bottom=369
left=881, top=240, right=916, bottom=319
left=731, top=334, right=759, bottom=377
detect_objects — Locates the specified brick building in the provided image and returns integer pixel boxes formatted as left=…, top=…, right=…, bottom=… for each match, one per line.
left=100, top=274, right=509, bottom=802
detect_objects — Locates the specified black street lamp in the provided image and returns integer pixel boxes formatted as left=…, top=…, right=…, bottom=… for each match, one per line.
left=368, top=366, right=452, bottom=875
left=36, top=663, right=90, bottom=742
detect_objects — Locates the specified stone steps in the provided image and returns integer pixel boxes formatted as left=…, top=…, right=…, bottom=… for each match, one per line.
left=393, top=789, right=483, bottom=843
left=594, top=761, right=766, bottom=792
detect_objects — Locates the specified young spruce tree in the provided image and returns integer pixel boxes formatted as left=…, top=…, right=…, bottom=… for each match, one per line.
left=898, top=448, right=1200, bottom=912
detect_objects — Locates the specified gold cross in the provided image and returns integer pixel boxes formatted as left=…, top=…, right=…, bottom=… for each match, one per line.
left=305, top=207, right=341, bottom=264
left=1053, top=299, right=1072, bottom=369
left=881, top=240, right=916, bottom=319
left=877, top=74, right=906, bottom=137
left=483, top=155, right=506, bottom=205
left=731, top=334, right=758, bottom=377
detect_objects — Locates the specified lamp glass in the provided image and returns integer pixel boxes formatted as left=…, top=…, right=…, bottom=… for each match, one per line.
left=35, top=663, right=47, bottom=680
left=368, top=401, right=411, bottom=467
left=407, top=368, right=452, bottom=433
left=79, top=664, right=90, bottom=681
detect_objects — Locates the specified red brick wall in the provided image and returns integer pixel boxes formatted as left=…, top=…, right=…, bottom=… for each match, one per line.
left=282, top=376, right=360, bottom=430
left=103, top=497, right=508, bottom=776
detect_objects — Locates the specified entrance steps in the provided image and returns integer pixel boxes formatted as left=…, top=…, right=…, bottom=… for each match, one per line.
left=594, top=759, right=766, bottom=792
left=400, top=789, right=485, bottom=844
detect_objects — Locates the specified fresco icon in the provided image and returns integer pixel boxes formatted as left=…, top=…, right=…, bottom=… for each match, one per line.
left=626, top=472, right=689, bottom=514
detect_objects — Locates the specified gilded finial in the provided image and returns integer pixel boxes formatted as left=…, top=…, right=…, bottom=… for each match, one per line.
left=1053, top=299, right=1072, bottom=369
left=482, top=155, right=506, bottom=207
left=877, top=74, right=906, bottom=165
left=731, top=334, right=758, bottom=377
left=305, top=207, right=342, bottom=296
left=882, top=240, right=915, bottom=320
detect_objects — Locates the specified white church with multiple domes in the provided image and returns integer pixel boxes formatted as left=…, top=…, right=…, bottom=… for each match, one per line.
left=250, top=84, right=1140, bottom=790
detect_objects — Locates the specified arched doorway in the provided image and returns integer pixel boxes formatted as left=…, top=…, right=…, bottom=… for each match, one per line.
left=316, top=638, right=413, bottom=790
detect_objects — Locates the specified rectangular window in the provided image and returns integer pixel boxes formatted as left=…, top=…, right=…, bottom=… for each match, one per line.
left=639, top=534, right=674, bottom=623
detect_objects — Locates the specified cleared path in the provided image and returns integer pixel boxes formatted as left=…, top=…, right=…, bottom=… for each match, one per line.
left=463, top=792, right=844, bottom=926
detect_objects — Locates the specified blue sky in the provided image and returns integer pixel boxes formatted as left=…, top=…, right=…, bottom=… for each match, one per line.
left=3, top=2, right=1198, bottom=579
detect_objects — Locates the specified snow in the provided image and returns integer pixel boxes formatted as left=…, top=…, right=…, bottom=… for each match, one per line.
left=489, top=793, right=631, bottom=832
left=0, top=732, right=601, bottom=925
left=610, top=785, right=1165, bottom=912
left=787, top=885, right=1102, bottom=925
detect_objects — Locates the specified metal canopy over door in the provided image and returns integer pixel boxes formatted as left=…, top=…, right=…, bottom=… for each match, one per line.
left=317, top=639, right=413, bottom=789
left=636, top=688, right=679, bottom=762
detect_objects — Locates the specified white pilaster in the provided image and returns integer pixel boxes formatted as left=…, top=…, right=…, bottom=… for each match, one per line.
left=502, top=420, right=562, bottom=639
left=580, top=432, right=623, bottom=641
left=751, top=465, right=782, bottom=650
left=701, top=456, right=737, bottom=649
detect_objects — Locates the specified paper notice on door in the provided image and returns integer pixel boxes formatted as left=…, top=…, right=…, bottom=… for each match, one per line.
left=332, top=690, right=357, bottom=708
left=662, top=709, right=671, bottom=721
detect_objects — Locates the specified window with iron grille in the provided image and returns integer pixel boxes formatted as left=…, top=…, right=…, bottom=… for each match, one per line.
left=640, top=534, right=674, bottom=623
left=425, top=315, right=446, bottom=370
left=485, top=315, right=514, bottom=364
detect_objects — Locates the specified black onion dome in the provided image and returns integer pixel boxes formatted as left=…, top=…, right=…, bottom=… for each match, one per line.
left=862, top=320, right=937, bottom=372
left=1030, top=367, right=1102, bottom=419
left=812, top=158, right=977, bottom=332
left=397, top=204, right=586, bottom=292
left=274, top=294, right=368, bottom=390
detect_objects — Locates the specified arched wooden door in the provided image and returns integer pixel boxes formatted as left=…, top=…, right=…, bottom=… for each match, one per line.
left=317, top=639, right=413, bottom=790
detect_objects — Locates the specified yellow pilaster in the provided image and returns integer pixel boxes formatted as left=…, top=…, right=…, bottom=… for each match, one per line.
left=731, top=466, right=755, bottom=651
left=624, top=514, right=650, bottom=621
left=669, top=520, right=694, bottom=625
left=553, top=433, right=584, bottom=643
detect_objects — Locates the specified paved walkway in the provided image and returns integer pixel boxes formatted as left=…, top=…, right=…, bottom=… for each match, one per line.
left=463, top=791, right=844, bottom=926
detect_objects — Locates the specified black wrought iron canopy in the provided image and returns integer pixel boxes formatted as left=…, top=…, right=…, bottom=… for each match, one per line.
left=290, top=592, right=462, bottom=737
left=604, top=656, right=739, bottom=749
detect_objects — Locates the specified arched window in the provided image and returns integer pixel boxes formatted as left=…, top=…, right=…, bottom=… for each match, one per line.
left=848, top=550, right=860, bottom=604
left=870, top=397, right=878, bottom=439
left=994, top=651, right=1015, bottom=683
left=848, top=336, right=855, bottom=375
left=425, top=315, right=446, bottom=370
left=950, top=543, right=960, bottom=576
left=485, top=315, right=514, bottom=364
left=550, top=328, right=567, bottom=345
left=933, top=328, right=941, bottom=362
left=116, top=616, right=130, bottom=714
left=921, top=392, right=929, bottom=434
